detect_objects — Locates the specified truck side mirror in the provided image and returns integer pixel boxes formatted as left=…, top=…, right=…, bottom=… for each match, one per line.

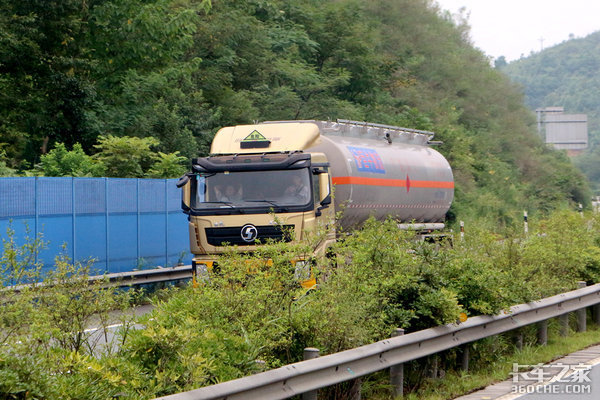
left=316, top=193, right=332, bottom=217
left=318, top=172, right=331, bottom=202
left=177, top=173, right=192, bottom=210
left=176, top=174, right=190, bottom=188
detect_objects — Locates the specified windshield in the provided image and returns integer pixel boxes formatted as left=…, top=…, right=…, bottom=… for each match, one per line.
left=191, top=168, right=312, bottom=211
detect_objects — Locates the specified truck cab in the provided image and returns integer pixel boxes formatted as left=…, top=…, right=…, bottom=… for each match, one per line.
left=178, top=122, right=334, bottom=288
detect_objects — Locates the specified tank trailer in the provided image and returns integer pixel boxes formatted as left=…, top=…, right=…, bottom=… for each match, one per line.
left=177, top=120, right=454, bottom=287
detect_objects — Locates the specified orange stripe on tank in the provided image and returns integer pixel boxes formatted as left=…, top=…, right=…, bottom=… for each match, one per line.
left=332, top=176, right=454, bottom=189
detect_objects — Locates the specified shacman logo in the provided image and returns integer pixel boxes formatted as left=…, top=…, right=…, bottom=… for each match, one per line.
left=241, top=224, right=258, bottom=242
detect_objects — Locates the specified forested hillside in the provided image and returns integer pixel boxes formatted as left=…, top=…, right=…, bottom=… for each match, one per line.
left=500, top=31, right=600, bottom=193
left=0, top=0, right=589, bottom=223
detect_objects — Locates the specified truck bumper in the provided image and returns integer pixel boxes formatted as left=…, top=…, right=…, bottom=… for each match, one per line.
left=191, top=257, right=316, bottom=290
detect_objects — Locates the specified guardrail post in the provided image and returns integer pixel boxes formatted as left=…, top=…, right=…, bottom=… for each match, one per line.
left=513, top=330, right=523, bottom=351
left=390, top=328, right=404, bottom=398
left=460, top=345, right=469, bottom=372
left=577, top=281, right=587, bottom=332
left=349, top=378, right=362, bottom=400
left=303, top=348, right=320, bottom=400
left=559, top=313, right=569, bottom=337
left=537, top=320, right=548, bottom=346
left=593, top=304, right=600, bottom=326
left=430, top=355, right=439, bottom=379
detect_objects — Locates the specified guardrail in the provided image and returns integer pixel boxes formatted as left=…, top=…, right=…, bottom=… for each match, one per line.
left=155, top=282, right=600, bottom=400
left=94, top=265, right=192, bottom=287
left=5, top=265, right=193, bottom=292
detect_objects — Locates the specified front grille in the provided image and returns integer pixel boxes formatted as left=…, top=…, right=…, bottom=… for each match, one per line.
left=205, top=225, right=294, bottom=246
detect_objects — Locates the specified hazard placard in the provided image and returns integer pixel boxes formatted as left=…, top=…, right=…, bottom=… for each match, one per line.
left=241, top=130, right=271, bottom=148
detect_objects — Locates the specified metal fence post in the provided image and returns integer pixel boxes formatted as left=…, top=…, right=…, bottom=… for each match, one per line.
left=537, top=320, right=548, bottom=346
left=164, top=179, right=169, bottom=267
left=390, top=328, right=404, bottom=398
left=136, top=179, right=140, bottom=265
left=577, top=281, right=587, bottom=332
left=34, top=177, right=39, bottom=265
left=559, top=313, right=569, bottom=337
left=105, top=178, right=110, bottom=273
left=302, top=348, right=320, bottom=400
left=72, top=177, right=76, bottom=262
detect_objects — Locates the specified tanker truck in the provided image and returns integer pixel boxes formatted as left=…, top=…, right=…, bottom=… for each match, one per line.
left=177, top=119, right=454, bottom=287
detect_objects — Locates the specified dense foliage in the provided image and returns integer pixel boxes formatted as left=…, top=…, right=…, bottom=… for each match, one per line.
left=2, top=211, right=600, bottom=398
left=2, top=3, right=598, bottom=397
left=0, top=0, right=590, bottom=221
left=500, top=31, right=600, bottom=193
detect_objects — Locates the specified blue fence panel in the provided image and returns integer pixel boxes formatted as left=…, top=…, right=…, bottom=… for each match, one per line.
left=0, top=177, right=190, bottom=275
left=106, top=179, right=138, bottom=272
left=108, top=213, right=138, bottom=273
left=0, top=178, right=38, bottom=271
left=139, top=180, right=166, bottom=267
left=36, top=178, right=73, bottom=272
left=166, top=179, right=188, bottom=265
left=0, top=177, right=35, bottom=218
left=36, top=215, right=72, bottom=272
left=140, top=213, right=167, bottom=266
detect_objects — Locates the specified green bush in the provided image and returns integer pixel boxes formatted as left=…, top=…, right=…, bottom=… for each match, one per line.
left=3, top=210, right=600, bottom=398
left=0, top=224, right=136, bottom=399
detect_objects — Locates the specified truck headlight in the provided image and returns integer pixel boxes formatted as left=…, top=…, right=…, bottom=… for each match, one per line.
left=293, top=260, right=311, bottom=281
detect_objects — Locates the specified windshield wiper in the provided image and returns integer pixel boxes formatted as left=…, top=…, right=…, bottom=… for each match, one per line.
left=245, top=199, right=288, bottom=210
left=200, top=201, right=235, bottom=208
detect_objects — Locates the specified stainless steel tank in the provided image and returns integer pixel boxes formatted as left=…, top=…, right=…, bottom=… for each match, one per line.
left=308, top=133, right=454, bottom=229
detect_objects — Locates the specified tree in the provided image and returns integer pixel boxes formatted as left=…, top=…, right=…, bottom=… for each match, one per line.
left=148, top=151, right=188, bottom=178
left=0, top=0, right=99, bottom=165
left=87, top=0, right=213, bottom=159
left=36, top=143, right=105, bottom=177
left=494, top=56, right=507, bottom=69
left=0, top=0, right=590, bottom=219
left=93, top=135, right=159, bottom=178
left=0, top=151, right=16, bottom=176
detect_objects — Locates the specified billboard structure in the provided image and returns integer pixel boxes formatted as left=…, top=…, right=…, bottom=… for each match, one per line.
left=536, top=107, right=588, bottom=156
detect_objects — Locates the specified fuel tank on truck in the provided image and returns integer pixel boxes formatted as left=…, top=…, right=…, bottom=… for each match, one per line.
left=305, top=121, right=454, bottom=230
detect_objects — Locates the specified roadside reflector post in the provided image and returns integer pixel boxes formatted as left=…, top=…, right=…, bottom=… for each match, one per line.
left=537, top=320, right=548, bottom=346
left=390, top=328, right=405, bottom=398
left=579, top=203, right=583, bottom=217
left=523, top=211, right=528, bottom=236
left=302, top=348, right=320, bottom=400
left=577, top=281, right=587, bottom=332
left=460, top=221, right=464, bottom=242
left=559, top=313, right=569, bottom=337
